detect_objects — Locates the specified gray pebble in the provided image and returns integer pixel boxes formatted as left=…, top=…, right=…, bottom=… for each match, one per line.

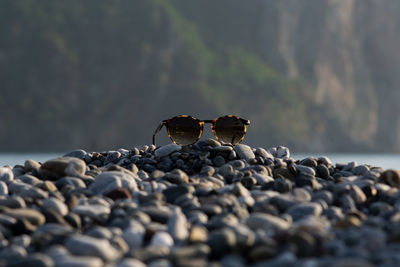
left=65, top=234, right=120, bottom=262
left=295, top=164, right=316, bottom=176
left=117, top=258, right=146, bottom=267
left=353, top=165, right=370, bottom=176
left=276, top=146, right=290, bottom=159
left=39, top=157, right=86, bottom=180
left=245, top=213, right=291, bottom=231
left=154, top=144, right=182, bottom=158
left=73, top=204, right=110, bottom=220
left=0, top=181, right=8, bottom=195
left=89, top=171, right=138, bottom=195
left=24, top=159, right=41, bottom=173
left=0, top=167, right=14, bottom=183
left=150, top=231, right=174, bottom=248
left=4, top=208, right=45, bottom=226
left=255, top=147, right=274, bottom=159
left=122, top=221, right=145, bottom=249
left=167, top=209, right=188, bottom=242
left=286, top=202, right=323, bottom=221
left=63, top=149, right=87, bottom=160
left=42, top=197, right=69, bottom=216
left=234, top=144, right=255, bottom=162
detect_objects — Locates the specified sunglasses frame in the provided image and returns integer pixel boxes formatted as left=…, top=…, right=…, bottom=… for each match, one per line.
left=152, top=115, right=250, bottom=146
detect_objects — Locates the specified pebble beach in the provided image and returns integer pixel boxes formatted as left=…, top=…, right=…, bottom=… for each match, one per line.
left=1, top=139, right=400, bottom=266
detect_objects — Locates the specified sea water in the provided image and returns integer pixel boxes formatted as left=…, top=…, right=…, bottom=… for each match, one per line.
left=0, top=153, right=399, bottom=170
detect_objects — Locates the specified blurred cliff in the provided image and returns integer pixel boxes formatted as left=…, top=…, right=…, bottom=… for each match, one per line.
left=1, top=0, right=400, bottom=152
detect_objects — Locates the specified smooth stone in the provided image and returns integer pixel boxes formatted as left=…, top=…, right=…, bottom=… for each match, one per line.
left=35, top=223, right=73, bottom=237
left=4, top=208, right=45, bottom=226
left=38, top=181, right=58, bottom=192
left=39, top=157, right=86, bottom=180
left=162, top=185, right=191, bottom=203
left=189, top=225, right=208, bottom=243
left=353, top=165, right=370, bottom=176
left=73, top=205, right=110, bottom=219
left=122, top=221, right=145, bottom=249
left=65, top=234, right=120, bottom=262
left=18, top=174, right=41, bottom=185
left=253, top=173, right=274, bottom=185
left=19, top=186, right=49, bottom=199
left=380, top=169, right=400, bottom=188
left=295, top=164, right=316, bottom=176
left=150, top=231, right=174, bottom=248
left=63, top=149, right=87, bottom=159
left=7, top=180, right=30, bottom=193
left=0, top=167, right=14, bottom=183
left=214, top=146, right=233, bottom=153
left=234, top=144, right=255, bottom=162
left=9, top=253, right=54, bottom=267
left=207, top=228, right=236, bottom=258
left=155, top=144, right=182, bottom=158
left=85, top=226, right=112, bottom=240
left=289, top=231, right=317, bottom=257
left=213, top=155, right=226, bottom=167
left=316, top=164, right=330, bottom=178
left=171, top=244, right=210, bottom=260
left=167, top=209, right=188, bottom=242
left=24, top=160, right=41, bottom=173
left=0, top=181, right=8, bottom=195
left=117, top=258, right=146, bottom=267
left=0, top=244, right=27, bottom=259
left=57, top=255, right=103, bottom=267
left=89, top=171, right=138, bottom=195
left=104, top=188, right=131, bottom=200
left=273, top=167, right=295, bottom=180
left=55, top=177, right=87, bottom=189
left=276, top=146, right=290, bottom=158
left=42, top=197, right=69, bottom=216
left=286, top=202, right=323, bottom=221
left=0, top=214, right=17, bottom=226
left=312, top=190, right=333, bottom=205
left=104, top=151, right=121, bottom=165
left=245, top=213, right=290, bottom=231
left=0, top=195, right=26, bottom=208
left=163, top=169, right=189, bottom=184
left=255, top=147, right=274, bottom=159
left=318, top=156, right=333, bottom=166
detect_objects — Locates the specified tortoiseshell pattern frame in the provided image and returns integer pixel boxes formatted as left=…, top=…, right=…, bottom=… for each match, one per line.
left=152, top=115, right=250, bottom=146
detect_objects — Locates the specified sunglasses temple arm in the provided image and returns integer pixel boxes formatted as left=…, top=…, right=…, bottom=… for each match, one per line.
left=152, top=122, right=166, bottom=146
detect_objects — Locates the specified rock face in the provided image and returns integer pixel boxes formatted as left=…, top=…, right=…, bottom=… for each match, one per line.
left=0, top=140, right=400, bottom=266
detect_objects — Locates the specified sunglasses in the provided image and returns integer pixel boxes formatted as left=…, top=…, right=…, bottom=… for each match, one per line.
left=152, top=115, right=250, bottom=146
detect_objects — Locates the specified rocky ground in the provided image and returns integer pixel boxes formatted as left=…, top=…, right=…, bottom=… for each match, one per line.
left=1, top=139, right=400, bottom=267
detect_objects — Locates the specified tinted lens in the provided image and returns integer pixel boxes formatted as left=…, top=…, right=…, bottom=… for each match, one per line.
left=167, top=116, right=202, bottom=145
left=214, top=116, right=245, bottom=145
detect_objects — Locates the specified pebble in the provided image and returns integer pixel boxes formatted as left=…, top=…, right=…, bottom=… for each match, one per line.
left=39, top=157, right=86, bottom=180
left=0, top=181, right=8, bottom=195
left=234, top=144, right=255, bottom=162
left=1, top=140, right=400, bottom=266
left=63, top=149, right=87, bottom=159
left=150, top=232, right=174, bottom=248
left=89, top=171, right=138, bottom=195
left=42, top=197, right=69, bottom=216
left=0, top=167, right=14, bottom=183
left=154, top=144, right=182, bottom=158
left=122, top=222, right=145, bottom=249
left=65, top=234, right=120, bottom=262
left=167, top=209, right=188, bottom=242
left=245, top=213, right=290, bottom=231
left=286, top=202, right=323, bottom=221
left=4, top=208, right=45, bottom=226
